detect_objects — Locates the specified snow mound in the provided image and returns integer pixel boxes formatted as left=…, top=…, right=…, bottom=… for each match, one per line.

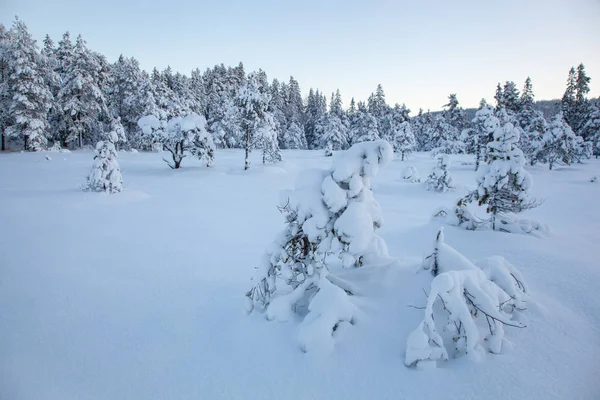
left=402, top=165, right=420, bottom=183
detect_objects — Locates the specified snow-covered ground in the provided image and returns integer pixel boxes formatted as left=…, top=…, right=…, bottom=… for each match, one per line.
left=1, top=149, right=599, bottom=400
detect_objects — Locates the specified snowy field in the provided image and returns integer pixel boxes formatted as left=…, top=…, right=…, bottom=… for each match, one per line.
left=1, top=149, right=599, bottom=400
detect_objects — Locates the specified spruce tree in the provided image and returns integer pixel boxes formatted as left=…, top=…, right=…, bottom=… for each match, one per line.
left=0, top=24, right=10, bottom=151
left=5, top=17, right=53, bottom=151
left=82, top=130, right=123, bottom=193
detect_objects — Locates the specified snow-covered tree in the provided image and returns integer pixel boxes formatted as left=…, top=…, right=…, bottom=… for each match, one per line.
left=246, top=141, right=393, bottom=352
left=406, top=230, right=528, bottom=368
left=281, top=121, right=306, bottom=149
left=57, top=34, right=109, bottom=148
left=320, top=113, right=348, bottom=154
left=229, top=71, right=281, bottom=169
left=138, top=113, right=215, bottom=169
left=581, top=104, right=600, bottom=157
left=431, top=114, right=463, bottom=155
left=537, top=113, right=585, bottom=170
left=469, top=118, right=536, bottom=230
left=443, top=93, right=466, bottom=132
left=522, top=110, right=548, bottom=165
left=0, top=24, right=9, bottom=150
left=391, top=121, right=415, bottom=160
left=5, top=18, right=53, bottom=151
left=82, top=130, right=123, bottom=193
left=349, top=103, right=379, bottom=144
left=425, top=155, right=454, bottom=192
left=464, top=105, right=498, bottom=170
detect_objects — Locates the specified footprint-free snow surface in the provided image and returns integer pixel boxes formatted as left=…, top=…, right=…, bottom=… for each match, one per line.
left=1, top=150, right=599, bottom=399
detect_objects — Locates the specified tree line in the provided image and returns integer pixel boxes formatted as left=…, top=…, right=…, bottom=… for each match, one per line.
left=0, top=17, right=598, bottom=169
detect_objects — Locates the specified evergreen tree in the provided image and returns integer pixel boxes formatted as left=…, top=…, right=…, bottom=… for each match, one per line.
left=391, top=120, right=415, bottom=160
left=109, top=55, right=146, bottom=139
left=502, top=81, right=521, bottom=115
left=281, top=121, right=306, bottom=150
left=349, top=102, right=379, bottom=144
left=82, top=130, right=123, bottom=193
left=320, top=113, right=348, bottom=153
left=465, top=117, right=536, bottom=230
left=57, top=34, right=108, bottom=148
left=425, top=154, right=454, bottom=192
left=522, top=110, right=549, bottom=165
left=581, top=104, right=600, bottom=157
left=562, top=67, right=577, bottom=132
left=518, top=77, right=535, bottom=130
left=232, top=72, right=280, bottom=170
left=443, top=93, right=466, bottom=132
left=5, top=17, right=53, bottom=151
left=469, top=105, right=499, bottom=171
left=0, top=24, right=10, bottom=151
left=537, top=113, right=585, bottom=169
left=430, top=114, right=462, bottom=155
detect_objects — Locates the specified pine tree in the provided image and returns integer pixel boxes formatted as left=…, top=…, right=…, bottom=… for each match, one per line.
left=281, top=121, right=306, bottom=149
left=518, top=77, right=535, bottom=130
left=233, top=71, right=280, bottom=170
left=430, top=114, right=462, bottom=155
left=57, top=34, right=108, bottom=148
left=5, top=17, right=53, bottom=151
left=502, top=81, right=521, bottom=115
left=443, top=93, right=466, bottom=132
left=349, top=102, right=379, bottom=144
left=320, top=113, right=348, bottom=153
left=82, top=130, right=123, bottom=193
left=573, top=63, right=592, bottom=139
left=109, top=55, right=146, bottom=139
left=581, top=104, right=600, bottom=157
left=469, top=105, right=499, bottom=170
left=467, top=117, right=536, bottom=230
left=391, top=120, right=415, bottom=160
left=425, top=154, right=454, bottom=192
left=0, top=24, right=10, bottom=151
left=522, top=110, right=549, bottom=165
left=538, top=113, right=585, bottom=169
left=562, top=67, right=577, bottom=132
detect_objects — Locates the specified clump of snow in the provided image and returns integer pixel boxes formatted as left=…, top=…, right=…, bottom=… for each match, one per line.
left=247, top=140, right=393, bottom=352
left=406, top=230, right=529, bottom=368
left=402, top=165, right=420, bottom=183
left=45, top=155, right=51, bottom=161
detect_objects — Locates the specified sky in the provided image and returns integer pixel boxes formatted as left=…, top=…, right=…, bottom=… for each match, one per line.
left=2, top=0, right=599, bottom=112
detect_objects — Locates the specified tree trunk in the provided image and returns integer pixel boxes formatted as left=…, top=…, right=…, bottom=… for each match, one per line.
left=1, top=131, right=5, bottom=151
left=79, top=131, right=82, bottom=149
left=24, top=135, right=29, bottom=151
left=244, top=126, right=250, bottom=170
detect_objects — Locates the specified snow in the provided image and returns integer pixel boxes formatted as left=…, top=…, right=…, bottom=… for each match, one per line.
left=1, top=149, right=599, bottom=399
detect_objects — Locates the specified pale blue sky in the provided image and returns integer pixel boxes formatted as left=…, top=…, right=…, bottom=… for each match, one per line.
left=2, top=0, right=599, bottom=112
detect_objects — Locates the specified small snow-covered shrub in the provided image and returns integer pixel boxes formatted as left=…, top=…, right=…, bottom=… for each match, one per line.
left=425, top=155, right=454, bottom=192
left=82, top=130, right=123, bottom=194
left=405, top=230, right=529, bottom=368
left=247, top=140, right=393, bottom=353
left=402, top=165, right=420, bottom=183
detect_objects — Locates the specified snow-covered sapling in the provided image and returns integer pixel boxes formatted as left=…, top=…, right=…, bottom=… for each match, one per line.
left=451, top=118, right=539, bottom=231
left=247, top=140, right=393, bottom=353
left=406, top=230, right=528, bottom=368
left=82, top=130, right=123, bottom=194
left=402, top=165, right=421, bottom=183
left=425, top=155, right=454, bottom=192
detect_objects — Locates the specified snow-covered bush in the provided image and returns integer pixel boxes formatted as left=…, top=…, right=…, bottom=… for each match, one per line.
left=402, top=165, right=420, bottom=183
left=425, top=155, right=454, bottom=192
left=405, top=230, right=529, bottom=368
left=246, top=140, right=393, bottom=353
left=82, top=130, right=123, bottom=194
left=137, top=113, right=215, bottom=169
